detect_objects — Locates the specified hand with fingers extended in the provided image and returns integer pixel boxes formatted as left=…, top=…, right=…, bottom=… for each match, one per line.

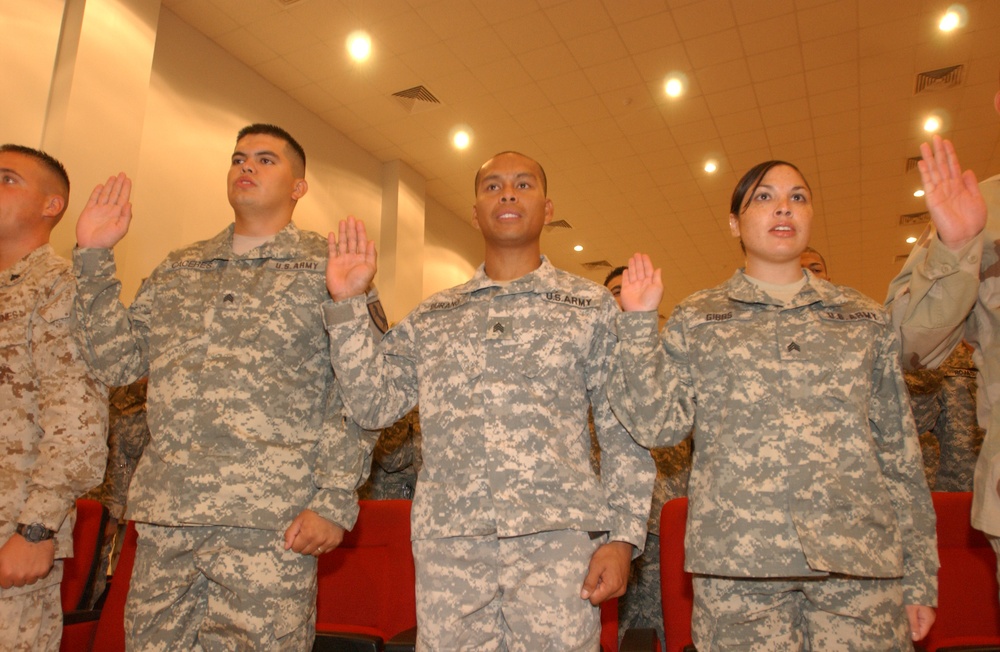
left=918, top=135, right=987, bottom=250
left=76, top=172, right=134, bottom=249
left=620, top=253, right=663, bottom=313
left=326, top=216, right=378, bottom=301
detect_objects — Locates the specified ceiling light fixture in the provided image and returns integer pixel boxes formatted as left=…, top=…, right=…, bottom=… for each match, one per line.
left=704, top=159, right=718, bottom=173
left=573, top=245, right=583, bottom=252
left=923, top=115, right=942, bottom=133
left=913, top=189, right=925, bottom=197
left=451, top=126, right=472, bottom=150
left=664, top=72, right=688, bottom=98
left=939, top=5, right=968, bottom=31
left=906, top=236, right=918, bottom=244
left=346, top=31, right=371, bottom=62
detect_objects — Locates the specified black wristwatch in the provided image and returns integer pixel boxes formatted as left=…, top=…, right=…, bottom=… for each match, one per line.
left=16, top=523, right=56, bottom=543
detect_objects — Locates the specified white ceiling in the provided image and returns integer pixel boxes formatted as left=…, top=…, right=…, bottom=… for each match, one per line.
left=162, top=0, right=1000, bottom=311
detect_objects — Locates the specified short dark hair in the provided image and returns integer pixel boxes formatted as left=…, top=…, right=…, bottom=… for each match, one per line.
left=236, top=124, right=306, bottom=176
left=801, top=246, right=826, bottom=268
left=603, top=265, right=627, bottom=288
left=0, top=144, right=70, bottom=196
left=475, top=151, right=547, bottom=196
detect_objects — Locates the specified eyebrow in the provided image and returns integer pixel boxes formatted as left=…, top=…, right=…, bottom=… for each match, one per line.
left=480, top=171, right=537, bottom=186
left=232, top=149, right=282, bottom=160
left=0, top=167, right=23, bottom=178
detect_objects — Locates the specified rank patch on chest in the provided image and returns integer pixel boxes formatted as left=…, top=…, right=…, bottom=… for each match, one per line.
left=487, top=317, right=514, bottom=340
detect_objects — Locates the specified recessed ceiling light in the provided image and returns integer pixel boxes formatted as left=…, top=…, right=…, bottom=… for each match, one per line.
left=450, top=124, right=473, bottom=150
left=664, top=72, right=688, bottom=98
left=704, top=159, right=718, bottom=173
left=939, top=5, right=968, bottom=31
left=906, top=236, right=918, bottom=244
left=913, top=189, right=925, bottom=197
left=923, top=115, right=942, bottom=133
left=346, top=31, right=371, bottom=62
left=573, top=245, right=583, bottom=252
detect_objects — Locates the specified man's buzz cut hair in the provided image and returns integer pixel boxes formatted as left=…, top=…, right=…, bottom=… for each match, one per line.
left=236, top=124, right=306, bottom=176
left=604, top=265, right=627, bottom=288
left=0, top=144, right=70, bottom=197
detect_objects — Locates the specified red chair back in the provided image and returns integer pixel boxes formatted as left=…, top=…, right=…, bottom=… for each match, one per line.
left=90, top=521, right=138, bottom=652
left=61, top=498, right=108, bottom=612
left=660, top=497, right=694, bottom=652
left=315, top=499, right=416, bottom=640
left=922, top=492, right=1000, bottom=651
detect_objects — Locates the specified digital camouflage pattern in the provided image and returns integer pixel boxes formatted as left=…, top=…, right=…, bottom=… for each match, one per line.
left=127, top=523, right=316, bottom=651
left=618, top=438, right=691, bottom=649
left=358, top=407, right=421, bottom=500
left=1, top=244, right=108, bottom=584
left=324, top=257, right=654, bottom=548
left=0, top=580, right=63, bottom=652
left=888, top=173, right=1000, bottom=538
left=72, top=223, right=374, bottom=532
left=412, top=530, right=603, bottom=651
left=692, top=575, right=911, bottom=651
left=905, top=342, right=984, bottom=491
left=610, top=271, right=938, bottom=608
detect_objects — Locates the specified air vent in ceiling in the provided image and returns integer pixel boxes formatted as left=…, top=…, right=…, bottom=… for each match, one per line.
left=905, top=156, right=922, bottom=173
left=899, top=211, right=930, bottom=226
left=915, top=65, right=963, bottom=94
left=581, top=260, right=613, bottom=270
left=544, top=219, right=572, bottom=230
left=392, top=86, right=441, bottom=114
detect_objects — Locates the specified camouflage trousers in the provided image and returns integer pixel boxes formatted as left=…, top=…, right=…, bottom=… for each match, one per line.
left=617, top=533, right=663, bottom=650
left=412, top=529, right=603, bottom=651
left=126, top=523, right=317, bottom=652
left=0, top=566, right=62, bottom=652
left=692, top=574, right=911, bottom=651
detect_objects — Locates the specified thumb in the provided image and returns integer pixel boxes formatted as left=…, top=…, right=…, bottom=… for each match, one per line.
left=579, top=565, right=600, bottom=601
left=283, top=515, right=303, bottom=550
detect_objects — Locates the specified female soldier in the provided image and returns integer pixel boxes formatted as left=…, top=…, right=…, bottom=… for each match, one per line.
left=608, top=160, right=938, bottom=650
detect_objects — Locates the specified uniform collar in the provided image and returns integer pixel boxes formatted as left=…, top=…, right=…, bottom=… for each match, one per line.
left=457, top=255, right=560, bottom=296
left=1, top=244, right=54, bottom=287
left=725, top=268, right=848, bottom=309
left=202, top=222, right=303, bottom=261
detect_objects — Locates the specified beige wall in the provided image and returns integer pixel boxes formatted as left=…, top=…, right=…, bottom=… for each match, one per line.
left=2, top=0, right=483, bottom=313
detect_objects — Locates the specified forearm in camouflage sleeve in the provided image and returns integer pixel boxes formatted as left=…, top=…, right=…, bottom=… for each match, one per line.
left=21, top=275, right=108, bottom=530
left=886, top=227, right=982, bottom=371
left=71, top=247, right=150, bottom=386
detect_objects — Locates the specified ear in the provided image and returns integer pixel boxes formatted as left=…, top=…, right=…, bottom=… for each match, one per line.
left=292, top=179, right=308, bottom=201
left=543, top=198, right=554, bottom=225
left=728, top=212, right=740, bottom=238
left=41, top=194, right=65, bottom=220
left=471, top=204, right=481, bottom=231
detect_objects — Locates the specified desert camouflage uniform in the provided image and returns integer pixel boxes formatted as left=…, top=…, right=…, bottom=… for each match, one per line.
left=0, top=245, right=108, bottom=650
left=72, top=223, right=376, bottom=650
left=610, top=270, right=938, bottom=650
left=358, top=407, right=421, bottom=500
left=888, top=173, right=1000, bottom=589
left=905, top=342, right=984, bottom=491
left=323, top=257, right=654, bottom=650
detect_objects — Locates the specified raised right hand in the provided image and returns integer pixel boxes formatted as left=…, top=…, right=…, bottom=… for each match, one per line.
left=76, top=172, right=133, bottom=249
left=918, top=135, right=987, bottom=250
left=326, top=216, right=378, bottom=301
left=620, top=253, right=663, bottom=312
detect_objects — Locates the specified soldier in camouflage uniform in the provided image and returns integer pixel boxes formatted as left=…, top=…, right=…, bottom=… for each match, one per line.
left=0, top=145, right=108, bottom=651
left=71, top=125, right=379, bottom=650
left=358, top=407, right=421, bottom=500
left=610, top=161, right=938, bottom=650
left=904, top=341, right=985, bottom=491
left=324, top=152, right=655, bottom=651
left=603, top=265, right=692, bottom=651
left=886, top=103, right=1000, bottom=598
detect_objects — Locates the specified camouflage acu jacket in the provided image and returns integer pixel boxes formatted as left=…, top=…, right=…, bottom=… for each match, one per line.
left=1, top=245, right=107, bottom=571
left=888, top=173, right=1000, bottom=537
left=324, top=257, right=654, bottom=551
left=611, top=270, right=938, bottom=606
left=73, top=223, right=371, bottom=532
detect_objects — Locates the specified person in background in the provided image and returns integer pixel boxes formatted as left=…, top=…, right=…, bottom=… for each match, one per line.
left=0, top=144, right=108, bottom=650
left=611, top=160, right=937, bottom=648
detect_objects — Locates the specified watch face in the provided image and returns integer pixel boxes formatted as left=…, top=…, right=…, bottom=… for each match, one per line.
left=18, top=523, right=54, bottom=542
